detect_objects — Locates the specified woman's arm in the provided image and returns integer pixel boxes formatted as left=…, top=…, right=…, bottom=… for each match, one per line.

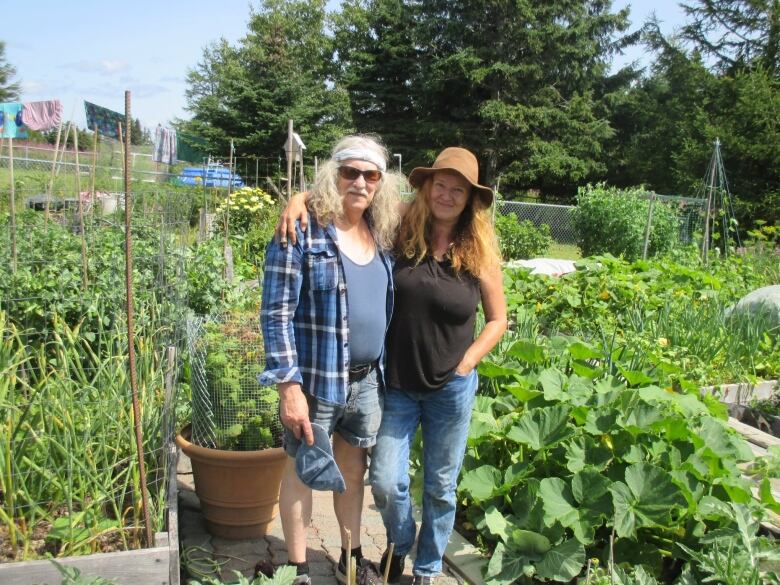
left=455, top=263, right=508, bottom=375
left=275, top=193, right=411, bottom=245
left=275, top=192, right=310, bottom=244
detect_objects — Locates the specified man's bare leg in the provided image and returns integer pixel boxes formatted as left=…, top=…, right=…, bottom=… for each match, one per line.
left=332, top=433, right=367, bottom=549
left=279, top=456, right=312, bottom=563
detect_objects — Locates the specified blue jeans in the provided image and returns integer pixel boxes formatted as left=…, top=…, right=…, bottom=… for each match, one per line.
left=369, top=369, right=478, bottom=576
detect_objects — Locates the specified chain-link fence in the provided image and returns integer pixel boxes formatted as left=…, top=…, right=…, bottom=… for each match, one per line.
left=0, top=185, right=191, bottom=561
left=0, top=142, right=179, bottom=187
left=496, top=193, right=707, bottom=250
left=187, top=314, right=283, bottom=452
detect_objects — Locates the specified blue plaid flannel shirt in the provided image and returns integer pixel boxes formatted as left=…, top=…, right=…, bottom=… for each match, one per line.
left=259, top=220, right=394, bottom=406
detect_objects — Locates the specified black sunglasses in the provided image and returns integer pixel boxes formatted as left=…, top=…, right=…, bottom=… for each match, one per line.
left=338, top=165, right=382, bottom=183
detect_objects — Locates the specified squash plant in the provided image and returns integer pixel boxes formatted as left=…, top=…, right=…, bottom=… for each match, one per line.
left=460, top=335, right=778, bottom=583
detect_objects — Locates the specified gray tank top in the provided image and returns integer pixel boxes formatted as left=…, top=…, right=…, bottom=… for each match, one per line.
left=341, top=251, right=388, bottom=365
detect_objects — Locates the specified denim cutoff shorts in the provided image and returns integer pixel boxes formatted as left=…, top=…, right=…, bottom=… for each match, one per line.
left=283, top=368, right=383, bottom=457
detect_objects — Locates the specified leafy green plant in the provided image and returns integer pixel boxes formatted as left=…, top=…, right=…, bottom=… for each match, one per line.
left=571, top=184, right=680, bottom=260
left=501, top=246, right=780, bottom=385
left=678, top=503, right=780, bottom=584
left=198, top=315, right=281, bottom=451
left=190, top=564, right=296, bottom=585
left=460, top=335, right=771, bottom=583
left=495, top=213, right=552, bottom=260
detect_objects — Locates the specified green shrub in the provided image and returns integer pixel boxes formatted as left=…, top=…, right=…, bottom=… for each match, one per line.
left=571, top=184, right=680, bottom=260
left=495, top=213, right=552, bottom=260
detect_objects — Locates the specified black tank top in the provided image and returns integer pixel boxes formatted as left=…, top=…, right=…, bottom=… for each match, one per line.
left=385, top=255, right=480, bottom=392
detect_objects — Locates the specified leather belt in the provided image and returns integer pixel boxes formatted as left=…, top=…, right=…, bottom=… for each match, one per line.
left=348, top=361, right=376, bottom=383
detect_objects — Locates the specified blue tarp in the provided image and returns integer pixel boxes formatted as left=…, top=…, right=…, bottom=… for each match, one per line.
left=177, top=165, right=244, bottom=188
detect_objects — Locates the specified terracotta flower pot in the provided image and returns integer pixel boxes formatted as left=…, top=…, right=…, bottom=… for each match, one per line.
left=176, top=425, right=287, bottom=539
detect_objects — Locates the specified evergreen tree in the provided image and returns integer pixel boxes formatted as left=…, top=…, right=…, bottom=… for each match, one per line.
left=182, top=0, right=352, bottom=162
left=410, top=0, right=637, bottom=197
left=680, top=0, right=780, bottom=74
left=331, top=0, right=419, bottom=164
left=0, top=41, right=20, bottom=102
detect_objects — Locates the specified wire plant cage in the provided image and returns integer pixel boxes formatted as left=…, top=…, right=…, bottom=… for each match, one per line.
left=188, top=314, right=283, bottom=451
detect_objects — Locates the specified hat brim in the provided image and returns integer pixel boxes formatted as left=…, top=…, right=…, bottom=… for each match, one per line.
left=408, top=167, right=494, bottom=207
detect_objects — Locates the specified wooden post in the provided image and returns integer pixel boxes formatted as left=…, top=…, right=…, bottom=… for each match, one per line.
left=286, top=119, right=294, bottom=200
left=73, top=126, right=88, bottom=291
left=45, top=119, right=64, bottom=226
left=641, top=192, right=656, bottom=261
left=223, top=139, right=234, bottom=284
left=123, top=90, right=154, bottom=548
left=8, top=137, right=17, bottom=274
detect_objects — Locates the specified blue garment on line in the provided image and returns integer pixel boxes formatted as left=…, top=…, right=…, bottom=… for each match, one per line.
left=0, top=102, right=27, bottom=138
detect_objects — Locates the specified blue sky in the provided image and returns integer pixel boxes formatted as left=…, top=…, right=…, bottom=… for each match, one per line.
left=4, top=0, right=688, bottom=131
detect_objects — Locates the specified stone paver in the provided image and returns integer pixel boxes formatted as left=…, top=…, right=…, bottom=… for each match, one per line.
left=178, top=454, right=464, bottom=585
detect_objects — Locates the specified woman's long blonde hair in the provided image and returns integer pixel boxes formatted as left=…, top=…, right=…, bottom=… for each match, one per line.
left=396, top=176, right=501, bottom=277
left=308, top=135, right=401, bottom=250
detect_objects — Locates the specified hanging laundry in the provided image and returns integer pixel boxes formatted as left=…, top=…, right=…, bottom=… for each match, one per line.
left=153, top=125, right=178, bottom=165
left=84, top=101, right=123, bottom=139
left=177, top=132, right=208, bottom=164
left=0, top=102, right=28, bottom=138
left=21, top=100, right=63, bottom=131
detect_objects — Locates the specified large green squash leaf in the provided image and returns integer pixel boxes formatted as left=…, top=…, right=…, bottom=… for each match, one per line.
left=609, top=463, right=687, bottom=538
left=507, top=405, right=573, bottom=450
left=459, top=465, right=502, bottom=503
left=534, top=538, right=586, bottom=582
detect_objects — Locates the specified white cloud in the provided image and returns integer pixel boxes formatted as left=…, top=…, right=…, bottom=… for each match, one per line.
left=21, top=80, right=46, bottom=93
left=62, top=60, right=130, bottom=75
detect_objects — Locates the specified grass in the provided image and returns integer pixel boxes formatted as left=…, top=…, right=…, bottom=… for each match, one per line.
left=548, top=241, right=581, bottom=260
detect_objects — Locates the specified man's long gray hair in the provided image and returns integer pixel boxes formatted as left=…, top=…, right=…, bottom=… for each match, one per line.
left=308, top=134, right=402, bottom=250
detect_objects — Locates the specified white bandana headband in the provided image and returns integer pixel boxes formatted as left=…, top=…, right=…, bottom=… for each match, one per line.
left=333, top=147, right=386, bottom=172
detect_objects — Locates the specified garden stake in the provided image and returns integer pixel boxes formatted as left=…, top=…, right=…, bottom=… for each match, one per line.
left=382, top=542, right=395, bottom=585
left=90, top=124, right=98, bottom=214
left=72, top=124, right=88, bottom=291
left=346, top=528, right=352, bottom=585
left=123, top=90, right=154, bottom=547
left=7, top=136, right=17, bottom=274
left=44, top=118, right=63, bottom=228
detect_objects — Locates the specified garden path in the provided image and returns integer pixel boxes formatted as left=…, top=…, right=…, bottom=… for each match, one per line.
left=178, top=454, right=465, bottom=585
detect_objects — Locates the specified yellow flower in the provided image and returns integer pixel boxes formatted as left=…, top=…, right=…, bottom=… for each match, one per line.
left=658, top=337, right=669, bottom=347
left=535, top=302, right=542, bottom=313
left=599, top=290, right=610, bottom=301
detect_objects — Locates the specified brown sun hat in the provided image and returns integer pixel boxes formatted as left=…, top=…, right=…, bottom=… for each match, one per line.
left=408, top=147, right=494, bottom=207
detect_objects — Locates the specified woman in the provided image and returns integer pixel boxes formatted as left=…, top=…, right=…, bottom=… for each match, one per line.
left=370, top=148, right=506, bottom=585
left=278, top=147, right=507, bottom=585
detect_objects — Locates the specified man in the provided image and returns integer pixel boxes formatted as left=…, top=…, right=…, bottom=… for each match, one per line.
left=260, top=134, right=401, bottom=585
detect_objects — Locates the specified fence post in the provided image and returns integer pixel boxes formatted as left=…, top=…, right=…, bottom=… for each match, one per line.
left=641, top=192, right=656, bottom=261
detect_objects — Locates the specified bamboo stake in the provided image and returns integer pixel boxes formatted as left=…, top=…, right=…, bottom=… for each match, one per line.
left=122, top=90, right=154, bottom=548
left=382, top=542, right=395, bottom=585
left=345, top=528, right=353, bottom=585
left=8, top=136, right=17, bottom=274
left=45, top=119, right=64, bottom=226
left=73, top=125, right=88, bottom=291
